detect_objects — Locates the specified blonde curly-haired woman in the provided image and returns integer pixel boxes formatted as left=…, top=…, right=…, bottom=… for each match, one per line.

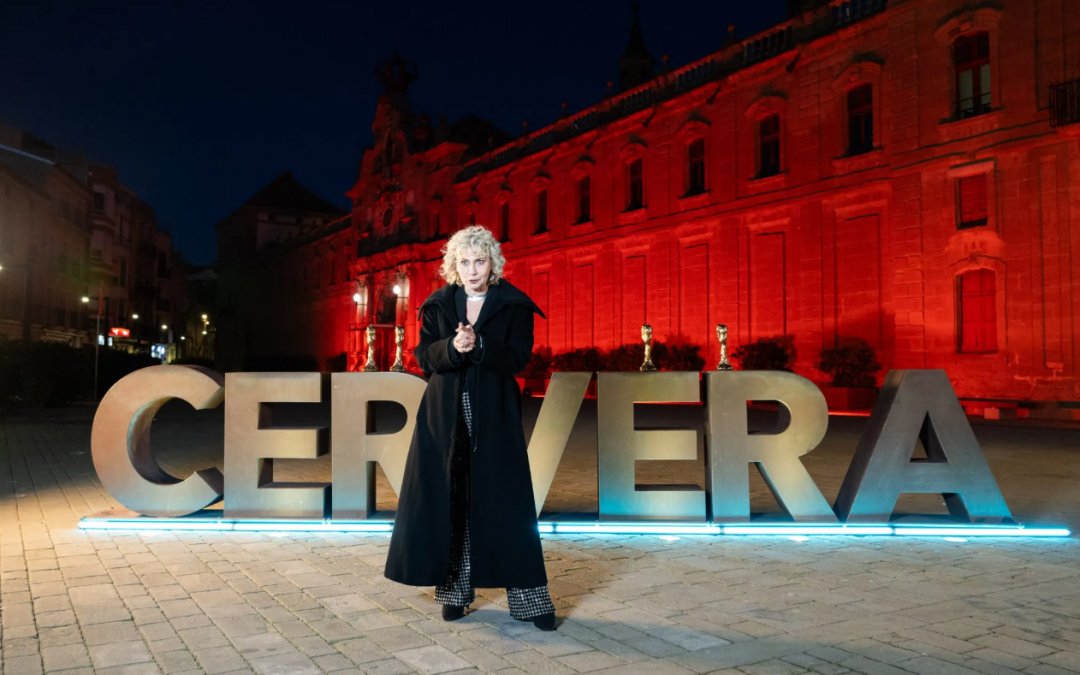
left=384, top=225, right=556, bottom=631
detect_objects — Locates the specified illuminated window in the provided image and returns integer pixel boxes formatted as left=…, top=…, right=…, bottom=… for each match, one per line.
left=954, top=32, right=991, bottom=118
left=500, top=201, right=511, bottom=242
left=627, top=159, right=643, bottom=210
left=577, top=176, right=591, bottom=223
left=686, top=138, right=706, bottom=195
left=535, top=189, right=548, bottom=234
left=957, top=174, right=988, bottom=229
left=958, top=269, right=996, bottom=353
left=847, top=84, right=874, bottom=155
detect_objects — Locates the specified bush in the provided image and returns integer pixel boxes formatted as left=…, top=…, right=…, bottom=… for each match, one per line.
left=241, top=354, right=319, bottom=372
left=520, top=347, right=553, bottom=379
left=551, top=347, right=605, bottom=373
left=325, top=352, right=348, bottom=373
left=662, top=333, right=707, bottom=371
left=171, top=357, right=215, bottom=369
left=0, top=340, right=160, bottom=409
left=817, top=340, right=880, bottom=387
left=732, top=336, right=795, bottom=372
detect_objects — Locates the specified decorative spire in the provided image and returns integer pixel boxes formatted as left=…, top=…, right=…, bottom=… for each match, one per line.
left=375, top=51, right=418, bottom=98
left=619, top=3, right=655, bottom=92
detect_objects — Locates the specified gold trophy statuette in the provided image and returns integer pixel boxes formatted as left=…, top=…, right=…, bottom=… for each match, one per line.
left=639, top=324, right=657, bottom=372
left=716, top=324, right=733, bottom=370
left=362, top=325, right=379, bottom=372
left=390, top=325, right=406, bottom=372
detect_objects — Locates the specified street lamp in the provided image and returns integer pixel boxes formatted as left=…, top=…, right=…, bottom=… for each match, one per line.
left=82, top=293, right=101, bottom=402
left=132, top=313, right=139, bottom=320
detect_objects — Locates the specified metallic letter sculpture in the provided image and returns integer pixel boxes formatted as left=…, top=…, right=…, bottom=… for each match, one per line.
left=598, top=372, right=705, bottom=520
left=362, top=325, right=379, bottom=372
left=91, top=365, right=225, bottom=517
left=704, top=371, right=836, bottom=522
left=331, top=372, right=425, bottom=519
left=527, top=372, right=592, bottom=515
left=389, top=326, right=406, bottom=373
left=224, top=373, right=330, bottom=519
left=639, top=324, right=657, bottom=371
left=716, top=324, right=733, bottom=370
left=834, top=370, right=1012, bottom=523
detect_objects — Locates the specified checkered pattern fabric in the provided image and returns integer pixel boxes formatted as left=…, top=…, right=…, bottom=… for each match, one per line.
left=435, top=391, right=555, bottom=620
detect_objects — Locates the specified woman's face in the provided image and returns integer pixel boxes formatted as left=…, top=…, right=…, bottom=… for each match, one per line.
left=456, top=248, right=492, bottom=294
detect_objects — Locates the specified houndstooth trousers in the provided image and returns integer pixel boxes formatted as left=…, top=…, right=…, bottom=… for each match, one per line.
left=434, top=391, right=555, bottom=620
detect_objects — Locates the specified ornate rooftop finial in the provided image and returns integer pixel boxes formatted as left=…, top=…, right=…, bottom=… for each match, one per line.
left=619, top=2, right=655, bottom=92
left=375, top=51, right=418, bottom=97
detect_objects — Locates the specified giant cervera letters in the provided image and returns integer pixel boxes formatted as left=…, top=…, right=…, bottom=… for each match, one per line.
left=91, top=366, right=1013, bottom=524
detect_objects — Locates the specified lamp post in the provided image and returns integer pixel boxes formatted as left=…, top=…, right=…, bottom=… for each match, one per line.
left=82, top=295, right=101, bottom=401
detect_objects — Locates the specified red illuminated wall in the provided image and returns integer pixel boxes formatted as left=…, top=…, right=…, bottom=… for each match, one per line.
left=243, top=0, right=1080, bottom=400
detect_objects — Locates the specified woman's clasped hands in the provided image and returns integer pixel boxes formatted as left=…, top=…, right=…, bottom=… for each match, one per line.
left=453, top=322, right=476, bottom=353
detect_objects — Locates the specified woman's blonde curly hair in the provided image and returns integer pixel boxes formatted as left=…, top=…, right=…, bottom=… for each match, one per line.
left=439, top=225, right=506, bottom=286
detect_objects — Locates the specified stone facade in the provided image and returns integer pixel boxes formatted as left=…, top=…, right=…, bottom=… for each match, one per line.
left=234, top=0, right=1080, bottom=400
left=0, top=125, right=191, bottom=357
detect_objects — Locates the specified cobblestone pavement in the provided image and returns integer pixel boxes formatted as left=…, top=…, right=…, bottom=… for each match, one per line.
left=3, top=401, right=1080, bottom=675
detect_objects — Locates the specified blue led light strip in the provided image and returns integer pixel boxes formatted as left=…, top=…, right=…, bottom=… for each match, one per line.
left=77, top=518, right=1071, bottom=537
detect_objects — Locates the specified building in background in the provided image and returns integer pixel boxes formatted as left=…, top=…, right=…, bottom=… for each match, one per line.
left=179, top=263, right=217, bottom=363
left=216, top=171, right=345, bottom=371
left=0, top=125, right=191, bottom=360
left=222, top=0, right=1080, bottom=401
left=0, top=130, right=92, bottom=345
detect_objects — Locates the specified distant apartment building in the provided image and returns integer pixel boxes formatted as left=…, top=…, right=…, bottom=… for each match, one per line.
left=0, top=124, right=190, bottom=358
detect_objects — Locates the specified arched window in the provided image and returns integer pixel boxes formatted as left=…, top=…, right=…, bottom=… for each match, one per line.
left=577, top=175, right=592, bottom=223
left=847, top=84, right=874, bottom=155
left=627, top=158, right=644, bottom=210
left=759, top=115, right=781, bottom=178
left=958, top=269, right=996, bottom=353
left=686, top=138, right=706, bottom=195
left=954, top=32, right=991, bottom=118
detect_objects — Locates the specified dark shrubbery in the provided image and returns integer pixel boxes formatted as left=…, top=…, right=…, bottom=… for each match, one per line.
left=732, top=336, right=796, bottom=372
left=241, top=354, right=319, bottom=372
left=551, top=347, right=605, bottom=373
left=325, top=352, right=348, bottom=373
left=0, top=340, right=160, bottom=410
left=543, top=335, right=707, bottom=373
left=816, top=340, right=881, bottom=387
left=520, top=347, right=552, bottom=379
left=171, top=357, right=215, bottom=369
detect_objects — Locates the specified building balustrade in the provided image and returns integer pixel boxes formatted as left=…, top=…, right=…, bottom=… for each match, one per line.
left=1050, top=79, right=1080, bottom=128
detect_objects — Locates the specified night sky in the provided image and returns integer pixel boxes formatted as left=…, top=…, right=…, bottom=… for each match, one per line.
left=1, top=1, right=786, bottom=265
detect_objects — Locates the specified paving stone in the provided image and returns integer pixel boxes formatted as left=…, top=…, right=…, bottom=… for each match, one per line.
left=41, top=643, right=91, bottom=671
left=89, top=641, right=154, bottom=669
left=191, top=645, right=250, bottom=674
left=394, top=645, right=473, bottom=674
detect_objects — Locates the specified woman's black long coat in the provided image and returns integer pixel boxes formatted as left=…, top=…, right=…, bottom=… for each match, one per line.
left=384, top=279, right=548, bottom=589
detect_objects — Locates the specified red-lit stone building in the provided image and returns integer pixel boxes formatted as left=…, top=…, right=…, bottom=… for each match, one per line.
left=219, top=0, right=1080, bottom=401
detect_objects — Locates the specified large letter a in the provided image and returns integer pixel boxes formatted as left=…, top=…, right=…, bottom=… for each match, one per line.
left=834, top=370, right=1012, bottom=524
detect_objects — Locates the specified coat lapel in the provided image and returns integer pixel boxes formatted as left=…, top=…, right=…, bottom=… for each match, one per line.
left=471, top=282, right=503, bottom=330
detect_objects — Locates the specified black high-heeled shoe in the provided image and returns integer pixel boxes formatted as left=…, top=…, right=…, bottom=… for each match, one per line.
left=441, top=605, right=466, bottom=621
left=531, top=612, right=556, bottom=631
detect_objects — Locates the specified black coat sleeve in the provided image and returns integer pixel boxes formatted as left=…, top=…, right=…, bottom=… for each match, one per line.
left=413, top=307, right=463, bottom=375
left=473, top=305, right=534, bottom=376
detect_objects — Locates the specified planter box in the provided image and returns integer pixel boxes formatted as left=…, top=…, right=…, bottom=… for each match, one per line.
left=822, top=386, right=878, bottom=410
